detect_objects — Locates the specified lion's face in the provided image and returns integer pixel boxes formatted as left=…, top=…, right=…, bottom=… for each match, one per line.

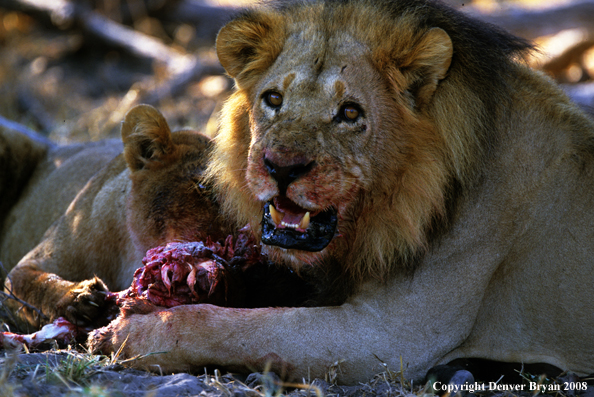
left=245, top=33, right=395, bottom=261
left=212, top=3, right=456, bottom=273
left=121, top=106, right=231, bottom=254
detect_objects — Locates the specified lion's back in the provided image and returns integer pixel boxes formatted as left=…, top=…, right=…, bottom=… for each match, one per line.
left=0, top=139, right=123, bottom=271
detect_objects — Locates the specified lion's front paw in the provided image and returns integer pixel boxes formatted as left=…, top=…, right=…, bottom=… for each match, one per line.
left=55, top=277, right=114, bottom=327
left=87, top=299, right=160, bottom=356
left=87, top=320, right=120, bottom=356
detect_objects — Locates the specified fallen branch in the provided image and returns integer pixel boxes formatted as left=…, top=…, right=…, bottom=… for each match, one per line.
left=77, top=6, right=192, bottom=74
left=0, top=0, right=221, bottom=80
left=0, top=0, right=226, bottom=114
left=464, top=0, right=594, bottom=40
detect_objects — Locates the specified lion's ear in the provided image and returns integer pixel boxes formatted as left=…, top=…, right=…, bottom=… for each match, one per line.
left=121, top=104, right=173, bottom=171
left=216, top=10, right=284, bottom=87
left=393, top=28, right=453, bottom=109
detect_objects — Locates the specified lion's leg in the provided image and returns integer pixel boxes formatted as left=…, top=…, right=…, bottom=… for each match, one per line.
left=5, top=259, right=111, bottom=329
left=87, top=279, right=474, bottom=385
left=90, top=304, right=393, bottom=382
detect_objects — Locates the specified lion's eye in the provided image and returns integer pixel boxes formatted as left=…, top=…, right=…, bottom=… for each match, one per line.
left=264, top=91, right=283, bottom=108
left=343, top=106, right=359, bottom=120
left=338, top=103, right=363, bottom=122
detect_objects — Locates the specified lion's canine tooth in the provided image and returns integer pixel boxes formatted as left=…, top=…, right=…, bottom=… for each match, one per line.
left=269, top=204, right=284, bottom=226
left=299, top=211, right=310, bottom=230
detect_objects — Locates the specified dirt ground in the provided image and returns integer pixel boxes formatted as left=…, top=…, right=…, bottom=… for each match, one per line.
left=1, top=350, right=592, bottom=397
left=1, top=0, right=594, bottom=396
left=0, top=350, right=398, bottom=397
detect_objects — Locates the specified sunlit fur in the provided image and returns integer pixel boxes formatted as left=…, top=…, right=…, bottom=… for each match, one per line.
left=206, top=0, right=533, bottom=281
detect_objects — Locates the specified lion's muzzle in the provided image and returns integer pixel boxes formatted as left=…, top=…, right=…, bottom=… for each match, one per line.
left=264, top=157, right=315, bottom=196
left=260, top=152, right=338, bottom=252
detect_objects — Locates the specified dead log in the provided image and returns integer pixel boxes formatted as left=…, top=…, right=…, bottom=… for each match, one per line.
left=0, top=0, right=224, bottom=107
left=541, top=34, right=594, bottom=82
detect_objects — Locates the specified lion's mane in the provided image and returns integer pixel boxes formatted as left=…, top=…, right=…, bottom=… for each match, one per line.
left=206, top=0, right=533, bottom=282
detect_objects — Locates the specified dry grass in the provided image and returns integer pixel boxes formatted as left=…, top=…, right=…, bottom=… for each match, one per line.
left=0, top=346, right=429, bottom=397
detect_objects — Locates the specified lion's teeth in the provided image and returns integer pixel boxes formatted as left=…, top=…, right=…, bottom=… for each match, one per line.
left=299, top=212, right=310, bottom=230
left=269, top=204, right=284, bottom=225
left=270, top=205, right=310, bottom=230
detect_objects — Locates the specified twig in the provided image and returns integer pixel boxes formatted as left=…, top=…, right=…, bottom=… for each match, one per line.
left=0, top=262, right=48, bottom=323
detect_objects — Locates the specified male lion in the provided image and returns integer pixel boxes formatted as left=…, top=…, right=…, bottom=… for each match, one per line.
left=4, top=0, right=594, bottom=385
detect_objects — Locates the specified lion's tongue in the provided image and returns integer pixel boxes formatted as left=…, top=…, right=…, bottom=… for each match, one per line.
left=274, top=196, right=304, bottom=215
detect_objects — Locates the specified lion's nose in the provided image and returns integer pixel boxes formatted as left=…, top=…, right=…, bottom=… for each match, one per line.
left=264, top=157, right=314, bottom=196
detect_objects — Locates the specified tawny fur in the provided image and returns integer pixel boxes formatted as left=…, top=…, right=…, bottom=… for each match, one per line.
left=2, top=0, right=594, bottom=385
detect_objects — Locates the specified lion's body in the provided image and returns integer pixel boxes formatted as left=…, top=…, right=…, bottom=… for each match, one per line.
left=3, top=0, right=594, bottom=385
left=1, top=137, right=124, bottom=276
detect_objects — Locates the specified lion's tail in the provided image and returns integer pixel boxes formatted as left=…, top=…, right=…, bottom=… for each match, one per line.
left=0, top=117, right=53, bottom=224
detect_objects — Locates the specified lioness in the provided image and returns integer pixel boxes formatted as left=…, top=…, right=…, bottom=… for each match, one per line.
left=3, top=0, right=594, bottom=385
left=0, top=105, right=231, bottom=329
